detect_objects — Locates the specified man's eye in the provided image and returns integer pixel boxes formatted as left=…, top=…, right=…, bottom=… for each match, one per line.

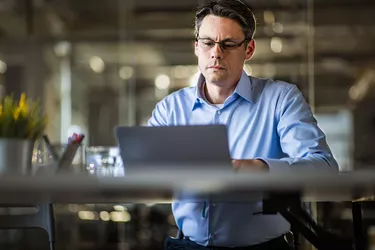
left=202, top=40, right=215, bottom=46
left=223, top=43, right=237, bottom=48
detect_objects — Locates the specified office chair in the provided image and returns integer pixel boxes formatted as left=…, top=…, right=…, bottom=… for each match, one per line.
left=0, top=204, right=55, bottom=250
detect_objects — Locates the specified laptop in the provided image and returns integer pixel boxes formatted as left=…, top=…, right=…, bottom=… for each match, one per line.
left=115, top=125, right=232, bottom=174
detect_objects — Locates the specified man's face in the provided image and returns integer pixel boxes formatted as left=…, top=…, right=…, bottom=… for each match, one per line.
left=195, top=15, right=255, bottom=87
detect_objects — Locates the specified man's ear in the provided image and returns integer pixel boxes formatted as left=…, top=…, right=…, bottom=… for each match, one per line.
left=245, top=39, right=255, bottom=61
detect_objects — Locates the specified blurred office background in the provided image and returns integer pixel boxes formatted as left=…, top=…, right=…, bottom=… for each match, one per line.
left=0, top=0, right=375, bottom=249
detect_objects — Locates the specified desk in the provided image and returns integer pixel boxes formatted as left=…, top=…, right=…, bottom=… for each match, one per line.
left=0, top=170, right=374, bottom=203
left=0, top=169, right=374, bottom=250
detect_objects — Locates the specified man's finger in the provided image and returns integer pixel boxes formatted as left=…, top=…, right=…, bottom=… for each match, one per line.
left=232, top=160, right=242, bottom=169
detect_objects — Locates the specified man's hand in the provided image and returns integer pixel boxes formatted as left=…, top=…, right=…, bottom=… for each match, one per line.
left=232, top=159, right=269, bottom=172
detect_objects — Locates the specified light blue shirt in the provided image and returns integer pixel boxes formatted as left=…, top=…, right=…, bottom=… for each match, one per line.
left=148, top=70, right=338, bottom=247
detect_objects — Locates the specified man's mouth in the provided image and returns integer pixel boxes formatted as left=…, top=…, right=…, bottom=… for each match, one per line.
left=208, top=66, right=225, bottom=70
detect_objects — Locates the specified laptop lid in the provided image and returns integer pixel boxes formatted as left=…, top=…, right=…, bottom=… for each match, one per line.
left=115, top=125, right=231, bottom=172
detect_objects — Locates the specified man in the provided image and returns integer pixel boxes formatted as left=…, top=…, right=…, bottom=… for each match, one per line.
left=148, top=0, right=338, bottom=249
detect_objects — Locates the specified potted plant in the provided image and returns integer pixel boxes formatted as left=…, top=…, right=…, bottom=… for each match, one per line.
left=0, top=93, right=47, bottom=174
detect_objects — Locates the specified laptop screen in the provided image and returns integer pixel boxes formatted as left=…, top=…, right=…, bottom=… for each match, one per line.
left=115, top=125, right=231, bottom=169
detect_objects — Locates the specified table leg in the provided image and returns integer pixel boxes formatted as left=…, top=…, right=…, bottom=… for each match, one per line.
left=352, top=202, right=366, bottom=250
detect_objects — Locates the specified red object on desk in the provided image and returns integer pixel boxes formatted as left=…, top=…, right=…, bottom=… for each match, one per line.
left=69, top=133, right=85, bottom=144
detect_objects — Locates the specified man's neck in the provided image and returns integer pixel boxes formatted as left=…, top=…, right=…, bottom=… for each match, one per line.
left=204, top=82, right=236, bottom=104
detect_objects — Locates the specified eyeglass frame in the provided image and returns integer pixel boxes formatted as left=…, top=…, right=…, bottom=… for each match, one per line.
left=195, top=36, right=251, bottom=51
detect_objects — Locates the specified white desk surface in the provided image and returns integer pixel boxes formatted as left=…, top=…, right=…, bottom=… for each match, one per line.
left=0, top=169, right=374, bottom=203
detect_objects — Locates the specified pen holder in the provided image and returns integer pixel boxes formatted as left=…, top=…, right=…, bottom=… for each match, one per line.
left=33, top=139, right=84, bottom=174
left=56, top=143, right=84, bottom=172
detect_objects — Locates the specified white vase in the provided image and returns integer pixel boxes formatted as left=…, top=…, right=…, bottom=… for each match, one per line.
left=0, top=139, right=34, bottom=175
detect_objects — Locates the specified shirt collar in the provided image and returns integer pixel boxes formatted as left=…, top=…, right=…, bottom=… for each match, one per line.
left=233, top=70, right=254, bottom=103
left=191, top=73, right=206, bottom=110
left=191, top=70, right=254, bottom=110
left=195, top=73, right=206, bottom=100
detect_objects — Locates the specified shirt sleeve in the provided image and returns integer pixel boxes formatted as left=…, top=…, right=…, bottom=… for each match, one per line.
left=147, top=99, right=169, bottom=127
left=257, top=85, right=339, bottom=172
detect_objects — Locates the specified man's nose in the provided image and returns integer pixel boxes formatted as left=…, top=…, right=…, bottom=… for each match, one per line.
left=210, top=43, right=223, bottom=59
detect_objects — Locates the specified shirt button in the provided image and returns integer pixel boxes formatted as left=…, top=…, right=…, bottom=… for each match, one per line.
left=217, top=110, right=221, bottom=115
left=212, top=203, right=216, bottom=207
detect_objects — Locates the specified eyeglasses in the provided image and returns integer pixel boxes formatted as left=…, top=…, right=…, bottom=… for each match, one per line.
left=196, top=37, right=248, bottom=51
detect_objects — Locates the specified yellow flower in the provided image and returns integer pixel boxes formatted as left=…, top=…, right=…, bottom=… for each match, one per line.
left=0, top=93, right=47, bottom=139
left=19, top=93, right=26, bottom=107
left=20, top=103, right=28, bottom=116
left=13, top=107, right=21, bottom=120
left=18, top=92, right=28, bottom=116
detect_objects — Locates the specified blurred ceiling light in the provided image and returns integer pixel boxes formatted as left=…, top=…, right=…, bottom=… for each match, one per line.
left=273, top=22, right=284, bottom=33
left=348, top=86, right=360, bottom=100
left=172, top=65, right=190, bottom=79
left=110, top=211, right=131, bottom=223
left=54, top=41, right=71, bottom=57
left=100, top=211, right=110, bottom=221
left=263, top=10, right=275, bottom=24
left=155, top=74, right=171, bottom=90
left=0, top=60, right=7, bottom=74
left=189, top=71, right=201, bottom=86
left=113, top=205, right=127, bottom=212
left=270, top=37, right=283, bottom=53
left=78, top=211, right=97, bottom=220
left=90, top=56, right=105, bottom=73
left=119, top=66, right=133, bottom=80
left=244, top=65, right=252, bottom=75
left=349, top=70, right=375, bottom=101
